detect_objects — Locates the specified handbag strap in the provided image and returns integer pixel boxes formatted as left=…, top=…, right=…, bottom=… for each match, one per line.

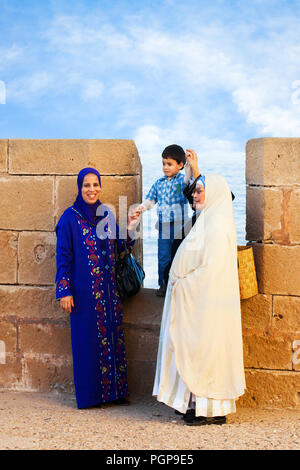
left=114, top=239, right=130, bottom=261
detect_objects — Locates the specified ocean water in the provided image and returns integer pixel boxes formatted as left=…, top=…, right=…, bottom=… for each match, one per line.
left=140, top=160, right=246, bottom=288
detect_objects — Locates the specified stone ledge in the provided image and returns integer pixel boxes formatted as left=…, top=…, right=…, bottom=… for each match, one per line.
left=0, top=139, right=8, bottom=173
left=246, top=138, right=300, bottom=186
left=240, top=369, right=300, bottom=408
left=8, top=139, right=141, bottom=176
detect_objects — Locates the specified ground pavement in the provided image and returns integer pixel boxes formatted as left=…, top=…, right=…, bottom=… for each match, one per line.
left=0, top=390, right=299, bottom=450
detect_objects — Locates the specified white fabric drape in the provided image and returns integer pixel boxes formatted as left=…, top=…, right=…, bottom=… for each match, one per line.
left=153, top=174, right=246, bottom=411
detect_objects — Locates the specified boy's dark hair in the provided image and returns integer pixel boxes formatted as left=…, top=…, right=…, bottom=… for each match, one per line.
left=162, top=144, right=186, bottom=167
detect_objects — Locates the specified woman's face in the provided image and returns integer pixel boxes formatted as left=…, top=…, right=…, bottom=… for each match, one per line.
left=81, top=173, right=101, bottom=204
left=192, top=184, right=205, bottom=210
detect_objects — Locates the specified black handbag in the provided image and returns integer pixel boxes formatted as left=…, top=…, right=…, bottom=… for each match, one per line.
left=114, top=241, right=145, bottom=300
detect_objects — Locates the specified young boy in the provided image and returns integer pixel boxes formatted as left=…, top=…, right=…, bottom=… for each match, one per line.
left=139, top=144, right=189, bottom=297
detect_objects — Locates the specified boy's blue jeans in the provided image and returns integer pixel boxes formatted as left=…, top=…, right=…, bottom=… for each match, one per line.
left=158, top=221, right=174, bottom=288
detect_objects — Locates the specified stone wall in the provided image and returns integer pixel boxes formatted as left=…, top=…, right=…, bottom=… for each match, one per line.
left=0, top=139, right=142, bottom=392
left=1, top=137, right=299, bottom=409
left=238, top=138, right=300, bottom=408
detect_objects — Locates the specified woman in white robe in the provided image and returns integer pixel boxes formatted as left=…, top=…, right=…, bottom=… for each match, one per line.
left=153, top=174, right=246, bottom=426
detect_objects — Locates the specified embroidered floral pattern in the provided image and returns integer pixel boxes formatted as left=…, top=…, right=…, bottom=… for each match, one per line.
left=74, top=209, right=128, bottom=402
left=56, top=276, right=71, bottom=298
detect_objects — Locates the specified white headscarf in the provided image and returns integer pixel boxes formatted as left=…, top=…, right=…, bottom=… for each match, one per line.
left=169, top=174, right=246, bottom=400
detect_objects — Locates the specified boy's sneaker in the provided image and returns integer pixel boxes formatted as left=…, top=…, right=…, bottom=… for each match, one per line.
left=156, top=285, right=166, bottom=297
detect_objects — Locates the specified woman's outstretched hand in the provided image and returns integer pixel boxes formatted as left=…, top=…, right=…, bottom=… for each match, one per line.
left=186, top=149, right=200, bottom=179
left=60, top=296, right=74, bottom=314
left=127, top=206, right=142, bottom=230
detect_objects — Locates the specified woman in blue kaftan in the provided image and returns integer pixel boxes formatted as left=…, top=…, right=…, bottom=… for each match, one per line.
left=55, top=168, right=140, bottom=409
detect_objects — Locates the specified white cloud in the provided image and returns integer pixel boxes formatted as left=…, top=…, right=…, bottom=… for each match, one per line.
left=8, top=71, right=54, bottom=103
left=0, top=45, right=23, bottom=71
left=81, top=79, right=104, bottom=101
left=134, top=106, right=244, bottom=170
left=3, top=6, right=300, bottom=141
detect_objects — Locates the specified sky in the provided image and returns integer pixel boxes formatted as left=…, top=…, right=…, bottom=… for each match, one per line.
left=1, top=0, right=300, bottom=170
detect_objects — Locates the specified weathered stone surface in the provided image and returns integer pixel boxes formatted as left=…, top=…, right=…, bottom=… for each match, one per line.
left=246, top=138, right=300, bottom=186
left=290, top=188, right=300, bottom=243
left=243, top=332, right=293, bottom=370
left=0, top=354, right=23, bottom=389
left=55, top=175, right=142, bottom=224
left=19, top=324, right=72, bottom=356
left=0, top=285, right=65, bottom=320
left=0, top=139, right=8, bottom=173
left=9, top=139, right=141, bottom=176
left=0, top=321, right=17, bottom=353
left=123, top=288, right=163, bottom=329
left=22, top=355, right=73, bottom=392
left=126, top=360, right=156, bottom=397
left=239, top=369, right=300, bottom=408
left=252, top=243, right=300, bottom=295
left=18, top=232, right=56, bottom=285
left=246, top=186, right=283, bottom=242
left=0, top=175, right=54, bottom=230
left=0, top=231, right=18, bottom=283
left=273, top=296, right=300, bottom=333
left=125, top=328, right=159, bottom=363
left=241, top=294, right=272, bottom=331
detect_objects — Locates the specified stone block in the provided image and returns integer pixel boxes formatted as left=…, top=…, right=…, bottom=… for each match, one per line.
left=239, top=369, right=300, bottom=408
left=19, top=323, right=72, bottom=356
left=22, top=355, right=74, bottom=392
left=0, top=285, right=65, bottom=321
left=0, top=354, right=23, bottom=389
left=9, top=139, right=141, bottom=176
left=18, top=232, right=56, bottom=285
left=246, top=138, right=300, bottom=186
left=246, top=186, right=283, bottom=242
left=0, top=321, right=17, bottom=353
left=0, top=175, right=54, bottom=230
left=290, top=188, right=300, bottom=243
left=273, top=296, right=300, bottom=333
left=0, top=231, right=18, bottom=284
left=0, top=139, right=8, bottom=172
left=241, top=294, right=272, bottom=331
left=123, top=288, right=163, bottom=329
left=126, top=360, right=156, bottom=398
left=55, top=175, right=142, bottom=225
left=243, top=332, right=293, bottom=370
left=124, top=327, right=159, bottom=363
left=252, top=243, right=300, bottom=295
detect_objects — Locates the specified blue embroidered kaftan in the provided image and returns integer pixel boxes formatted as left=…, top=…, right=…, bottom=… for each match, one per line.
left=55, top=205, right=134, bottom=409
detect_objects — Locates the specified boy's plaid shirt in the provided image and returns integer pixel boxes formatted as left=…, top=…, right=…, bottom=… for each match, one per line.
left=145, top=173, right=188, bottom=223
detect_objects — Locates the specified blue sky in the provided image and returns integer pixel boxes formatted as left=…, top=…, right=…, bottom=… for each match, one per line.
left=1, top=0, right=300, bottom=168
